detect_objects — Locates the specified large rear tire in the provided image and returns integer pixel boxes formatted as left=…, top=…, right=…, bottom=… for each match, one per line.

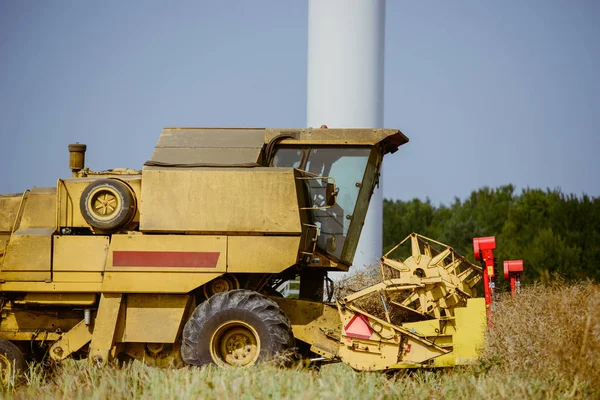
left=181, top=290, right=294, bottom=367
left=0, top=339, right=26, bottom=385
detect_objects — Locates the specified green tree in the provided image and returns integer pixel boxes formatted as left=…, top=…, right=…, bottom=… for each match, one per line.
left=383, top=185, right=599, bottom=282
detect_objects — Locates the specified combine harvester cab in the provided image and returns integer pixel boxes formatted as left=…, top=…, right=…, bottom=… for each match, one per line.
left=0, top=127, right=433, bottom=374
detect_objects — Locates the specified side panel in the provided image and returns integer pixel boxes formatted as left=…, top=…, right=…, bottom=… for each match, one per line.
left=115, top=294, right=191, bottom=343
left=227, top=236, right=300, bottom=273
left=101, top=234, right=226, bottom=293
left=0, top=194, right=22, bottom=232
left=105, top=234, right=226, bottom=272
left=403, top=298, right=487, bottom=367
left=1, top=228, right=53, bottom=281
left=139, top=168, right=301, bottom=234
left=53, top=235, right=109, bottom=283
left=273, top=298, right=341, bottom=358
left=18, top=187, right=56, bottom=229
left=0, top=308, right=81, bottom=341
left=101, top=272, right=222, bottom=293
left=0, top=187, right=56, bottom=281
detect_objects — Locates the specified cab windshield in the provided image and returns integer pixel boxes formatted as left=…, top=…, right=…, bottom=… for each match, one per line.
left=273, top=147, right=372, bottom=261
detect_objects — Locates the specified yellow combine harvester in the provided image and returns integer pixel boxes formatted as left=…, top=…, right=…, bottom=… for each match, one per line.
left=0, top=127, right=486, bottom=377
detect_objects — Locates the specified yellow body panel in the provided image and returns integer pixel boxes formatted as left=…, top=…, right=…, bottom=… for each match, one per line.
left=0, top=308, right=81, bottom=338
left=105, top=234, right=227, bottom=272
left=0, top=234, right=10, bottom=257
left=0, top=281, right=103, bottom=292
left=228, top=236, right=300, bottom=273
left=53, top=272, right=104, bottom=283
left=53, top=235, right=109, bottom=271
left=273, top=298, right=340, bottom=358
left=403, top=298, right=487, bottom=367
left=148, top=128, right=265, bottom=166
left=18, top=187, right=56, bottom=229
left=336, top=307, right=448, bottom=371
left=264, top=128, right=406, bottom=147
left=115, top=294, right=190, bottom=343
left=0, top=272, right=50, bottom=281
left=1, top=228, right=53, bottom=281
left=1, top=187, right=57, bottom=281
left=0, top=194, right=21, bottom=232
left=13, top=293, right=96, bottom=306
left=139, top=168, right=301, bottom=234
left=101, top=272, right=222, bottom=293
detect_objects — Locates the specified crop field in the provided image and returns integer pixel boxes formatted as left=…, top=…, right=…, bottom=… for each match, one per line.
left=2, top=281, right=599, bottom=400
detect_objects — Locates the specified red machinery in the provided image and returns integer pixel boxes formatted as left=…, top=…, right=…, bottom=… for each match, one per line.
left=504, top=260, right=524, bottom=297
left=473, top=236, right=497, bottom=320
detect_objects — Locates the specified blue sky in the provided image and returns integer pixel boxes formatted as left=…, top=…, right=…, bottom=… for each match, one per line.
left=1, top=1, right=598, bottom=204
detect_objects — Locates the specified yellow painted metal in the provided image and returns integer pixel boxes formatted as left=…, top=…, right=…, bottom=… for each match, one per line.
left=227, top=236, right=300, bottom=273
left=0, top=194, right=21, bottom=233
left=89, top=293, right=123, bottom=364
left=105, top=233, right=227, bottom=272
left=340, top=149, right=383, bottom=262
left=148, top=127, right=407, bottom=167
left=0, top=307, right=81, bottom=341
left=50, top=319, right=93, bottom=361
left=53, top=272, right=104, bottom=283
left=1, top=187, right=56, bottom=282
left=53, top=235, right=109, bottom=272
left=0, top=272, right=50, bottom=282
left=273, top=297, right=341, bottom=359
left=0, top=281, right=102, bottom=292
left=380, top=233, right=482, bottom=319
left=0, top=234, right=10, bottom=257
left=275, top=295, right=450, bottom=371
left=17, top=187, right=56, bottom=230
left=13, top=293, right=96, bottom=306
left=114, top=294, right=190, bottom=343
left=403, top=298, right=487, bottom=367
left=264, top=128, right=408, bottom=148
left=101, top=272, right=222, bottom=293
left=57, top=176, right=141, bottom=228
left=336, top=305, right=448, bottom=371
left=210, top=320, right=261, bottom=367
left=148, top=128, right=265, bottom=166
left=139, top=168, right=301, bottom=234
left=1, top=228, right=53, bottom=281
left=0, top=332, right=61, bottom=341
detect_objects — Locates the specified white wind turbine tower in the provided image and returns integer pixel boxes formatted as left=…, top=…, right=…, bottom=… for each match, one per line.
left=307, top=0, right=386, bottom=273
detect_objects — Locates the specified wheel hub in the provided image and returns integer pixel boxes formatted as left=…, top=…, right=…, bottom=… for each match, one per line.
left=211, top=323, right=260, bottom=367
left=93, top=191, right=118, bottom=217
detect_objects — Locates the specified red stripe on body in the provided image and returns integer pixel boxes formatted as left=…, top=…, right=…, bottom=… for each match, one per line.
left=113, top=251, right=220, bottom=268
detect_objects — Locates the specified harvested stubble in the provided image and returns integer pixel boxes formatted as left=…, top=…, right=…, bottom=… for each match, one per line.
left=2, top=279, right=598, bottom=399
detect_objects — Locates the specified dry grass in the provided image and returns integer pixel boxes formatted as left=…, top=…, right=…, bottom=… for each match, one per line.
left=480, top=280, right=600, bottom=398
left=1, top=280, right=598, bottom=399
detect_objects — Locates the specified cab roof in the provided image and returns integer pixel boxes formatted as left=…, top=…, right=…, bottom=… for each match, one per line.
left=144, top=127, right=408, bottom=169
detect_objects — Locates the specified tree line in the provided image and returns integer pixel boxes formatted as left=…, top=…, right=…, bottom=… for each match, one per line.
left=383, top=185, right=600, bottom=283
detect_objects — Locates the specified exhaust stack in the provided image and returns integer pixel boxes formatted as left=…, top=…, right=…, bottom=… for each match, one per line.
left=68, top=143, right=86, bottom=177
